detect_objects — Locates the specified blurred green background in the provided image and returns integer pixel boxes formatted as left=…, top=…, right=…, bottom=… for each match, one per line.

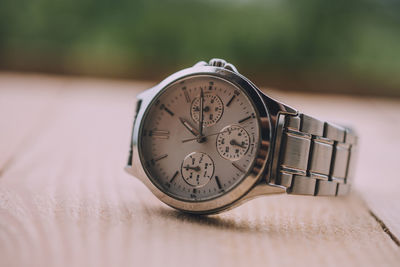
left=1, top=0, right=399, bottom=96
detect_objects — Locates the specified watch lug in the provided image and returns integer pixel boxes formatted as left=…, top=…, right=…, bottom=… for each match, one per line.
left=124, top=164, right=141, bottom=180
left=252, top=87, right=297, bottom=188
left=125, top=165, right=148, bottom=185
left=124, top=165, right=136, bottom=177
left=246, top=182, right=286, bottom=199
left=136, top=85, right=157, bottom=100
left=259, top=90, right=297, bottom=116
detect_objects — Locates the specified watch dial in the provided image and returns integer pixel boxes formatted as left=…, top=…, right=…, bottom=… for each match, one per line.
left=139, top=75, right=260, bottom=201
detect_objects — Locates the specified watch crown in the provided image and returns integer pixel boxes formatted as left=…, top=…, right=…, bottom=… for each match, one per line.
left=208, top=58, right=238, bottom=73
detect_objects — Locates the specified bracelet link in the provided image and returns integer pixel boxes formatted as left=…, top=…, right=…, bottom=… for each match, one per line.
left=275, top=113, right=357, bottom=196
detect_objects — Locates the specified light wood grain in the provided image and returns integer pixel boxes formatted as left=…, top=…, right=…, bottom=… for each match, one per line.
left=0, top=73, right=399, bottom=267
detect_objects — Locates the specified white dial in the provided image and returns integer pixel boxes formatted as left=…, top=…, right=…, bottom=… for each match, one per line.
left=139, top=75, right=260, bottom=201
left=216, top=125, right=250, bottom=161
left=181, top=152, right=214, bottom=187
left=191, top=93, right=223, bottom=127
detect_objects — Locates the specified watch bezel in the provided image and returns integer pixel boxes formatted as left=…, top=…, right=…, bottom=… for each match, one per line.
left=129, top=65, right=272, bottom=214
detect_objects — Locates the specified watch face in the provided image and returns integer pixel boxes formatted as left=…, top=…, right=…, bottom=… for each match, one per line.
left=138, top=75, right=261, bottom=202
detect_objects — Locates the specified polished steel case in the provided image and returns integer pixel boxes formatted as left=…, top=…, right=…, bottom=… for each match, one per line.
left=125, top=63, right=298, bottom=214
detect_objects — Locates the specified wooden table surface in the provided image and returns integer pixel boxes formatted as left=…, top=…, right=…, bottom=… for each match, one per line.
left=1, top=73, right=399, bottom=267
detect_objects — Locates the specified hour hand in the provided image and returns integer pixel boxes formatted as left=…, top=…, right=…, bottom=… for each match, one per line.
left=179, top=117, right=200, bottom=137
left=183, top=165, right=200, bottom=172
left=230, top=139, right=246, bottom=149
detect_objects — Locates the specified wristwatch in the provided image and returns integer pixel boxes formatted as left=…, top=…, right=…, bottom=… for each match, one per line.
left=125, top=58, right=358, bottom=214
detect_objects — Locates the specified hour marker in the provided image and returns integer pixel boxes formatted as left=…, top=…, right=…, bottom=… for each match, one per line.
left=182, top=87, right=191, bottom=103
left=164, top=107, right=174, bottom=116
left=153, top=154, right=168, bottom=163
left=232, top=162, right=245, bottom=173
left=238, top=115, right=251, bottom=123
left=169, top=171, right=179, bottom=183
left=160, top=104, right=174, bottom=116
left=215, top=175, right=222, bottom=189
left=149, top=130, right=169, bottom=139
left=208, top=81, right=214, bottom=90
left=226, top=95, right=236, bottom=107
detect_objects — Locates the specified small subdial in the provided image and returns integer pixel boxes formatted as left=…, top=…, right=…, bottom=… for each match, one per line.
left=216, top=125, right=250, bottom=161
left=181, top=152, right=215, bottom=187
left=191, top=93, right=223, bottom=127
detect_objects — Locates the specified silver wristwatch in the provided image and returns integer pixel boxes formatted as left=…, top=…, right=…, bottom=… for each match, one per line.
left=125, top=59, right=358, bottom=214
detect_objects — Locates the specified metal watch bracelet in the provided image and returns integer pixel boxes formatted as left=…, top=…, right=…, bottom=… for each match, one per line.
left=270, top=113, right=358, bottom=196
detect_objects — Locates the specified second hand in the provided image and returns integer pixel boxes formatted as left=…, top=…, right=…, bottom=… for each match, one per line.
left=181, top=128, right=244, bottom=143
left=198, top=88, right=204, bottom=139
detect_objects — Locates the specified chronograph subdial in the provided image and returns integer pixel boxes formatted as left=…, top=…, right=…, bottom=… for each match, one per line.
left=191, top=93, right=223, bottom=127
left=216, top=125, right=250, bottom=161
left=181, top=152, right=215, bottom=187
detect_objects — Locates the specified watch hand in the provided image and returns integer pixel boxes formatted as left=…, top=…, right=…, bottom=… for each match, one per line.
left=184, top=165, right=200, bottom=172
left=230, top=139, right=246, bottom=149
left=182, top=125, right=247, bottom=143
left=179, top=117, right=200, bottom=137
left=198, top=88, right=204, bottom=138
left=182, top=129, right=232, bottom=143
